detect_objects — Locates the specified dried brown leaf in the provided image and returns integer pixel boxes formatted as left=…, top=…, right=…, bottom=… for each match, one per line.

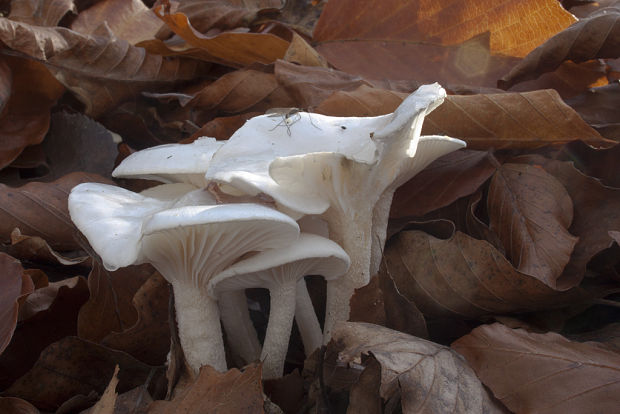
left=71, top=0, right=163, bottom=44
left=187, top=112, right=258, bottom=142
left=9, top=0, right=76, bottom=26
left=4, top=337, right=155, bottom=411
left=391, top=150, right=497, bottom=219
left=487, top=163, right=578, bottom=288
left=422, top=90, right=612, bottom=150
left=0, top=253, right=33, bottom=354
left=0, top=397, right=39, bottom=414
left=147, top=364, right=264, bottom=413
left=314, top=0, right=575, bottom=57
left=452, top=323, right=620, bottom=414
left=556, top=140, right=620, bottom=188
left=568, top=322, right=620, bottom=352
left=153, top=3, right=289, bottom=67
left=330, top=322, right=505, bottom=413
left=0, top=276, right=88, bottom=389
left=283, top=32, right=327, bottom=67
left=565, top=82, right=620, bottom=139
left=7, top=228, right=89, bottom=266
left=500, top=11, right=620, bottom=89
left=315, top=84, right=406, bottom=117
left=569, top=0, right=620, bottom=18
left=18, top=275, right=86, bottom=322
left=0, top=172, right=111, bottom=250
left=385, top=227, right=588, bottom=319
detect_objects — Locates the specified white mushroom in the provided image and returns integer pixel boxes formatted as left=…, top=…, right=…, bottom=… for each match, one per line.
left=209, top=233, right=350, bottom=378
left=204, top=84, right=466, bottom=340
left=69, top=183, right=299, bottom=374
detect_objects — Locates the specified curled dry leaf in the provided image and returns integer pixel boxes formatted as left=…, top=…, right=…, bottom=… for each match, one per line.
left=0, top=253, right=33, bottom=354
left=0, top=17, right=205, bottom=117
left=499, top=11, right=620, bottom=89
left=283, top=32, right=328, bottom=67
left=0, top=397, right=39, bottom=414
left=7, top=228, right=89, bottom=266
left=565, top=82, right=620, bottom=140
left=153, top=3, right=289, bottom=67
left=391, top=150, right=497, bottom=219
left=487, top=163, right=578, bottom=289
left=422, top=90, right=611, bottom=150
left=186, top=112, right=258, bottom=142
left=0, top=276, right=88, bottom=390
left=0, top=172, right=112, bottom=250
left=315, top=84, right=406, bottom=117
left=314, top=0, right=575, bottom=58
left=18, top=275, right=87, bottom=322
left=329, top=322, right=505, bottom=413
left=3, top=336, right=155, bottom=411
left=452, top=323, right=620, bottom=414
left=384, top=226, right=589, bottom=319
left=147, top=364, right=264, bottom=413
left=8, top=0, right=76, bottom=26
left=556, top=140, right=620, bottom=188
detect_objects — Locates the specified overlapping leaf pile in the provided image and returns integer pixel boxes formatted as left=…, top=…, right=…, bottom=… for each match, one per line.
left=0, top=0, right=619, bottom=413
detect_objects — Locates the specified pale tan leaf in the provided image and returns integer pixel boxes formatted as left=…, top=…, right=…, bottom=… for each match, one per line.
left=9, top=0, right=76, bottom=27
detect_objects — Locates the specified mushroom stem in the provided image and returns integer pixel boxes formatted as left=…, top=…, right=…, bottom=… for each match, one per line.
left=261, top=282, right=297, bottom=379
left=173, top=282, right=226, bottom=373
left=219, top=290, right=261, bottom=364
left=295, top=279, right=322, bottom=355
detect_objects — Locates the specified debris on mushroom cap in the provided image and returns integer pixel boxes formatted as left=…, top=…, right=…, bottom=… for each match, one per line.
left=112, top=137, right=224, bottom=187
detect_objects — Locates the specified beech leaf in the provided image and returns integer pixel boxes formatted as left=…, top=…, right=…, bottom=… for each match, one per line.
left=452, top=323, right=620, bottom=414
left=8, top=0, right=76, bottom=27
left=0, top=253, right=33, bottom=355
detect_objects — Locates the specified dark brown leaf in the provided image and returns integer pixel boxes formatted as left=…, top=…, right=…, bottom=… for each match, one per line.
left=7, top=228, right=89, bottom=266
left=556, top=140, right=620, bottom=188
left=568, top=322, right=620, bottom=352
left=0, top=397, right=39, bottom=414
left=422, top=90, right=612, bottom=149
left=8, top=0, right=76, bottom=26
left=3, top=336, right=156, bottom=411
left=499, top=11, right=620, bottom=89
left=487, top=163, right=578, bottom=288
left=452, top=323, right=620, bottom=414
left=329, top=322, right=505, bottom=413
left=315, top=84, right=406, bottom=117
left=0, top=172, right=112, bottom=250
left=391, top=150, right=497, bottom=219
left=0, top=253, right=33, bottom=354
left=565, top=82, right=620, bottom=140
left=147, top=364, right=264, bottom=413
left=186, top=112, right=259, bottom=142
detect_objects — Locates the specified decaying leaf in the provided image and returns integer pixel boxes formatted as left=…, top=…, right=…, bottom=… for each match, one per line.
left=0, top=253, right=33, bottom=354
left=148, top=364, right=264, bottom=413
left=452, top=323, right=620, bottom=414
left=487, top=163, right=578, bottom=288
left=328, top=322, right=506, bottom=413
left=7, top=228, right=89, bottom=266
left=422, top=90, right=612, bottom=149
left=8, top=0, right=76, bottom=27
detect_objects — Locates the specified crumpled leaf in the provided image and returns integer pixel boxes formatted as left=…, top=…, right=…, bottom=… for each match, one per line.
left=0, top=276, right=88, bottom=389
left=147, top=364, right=264, bottom=413
left=7, top=228, right=89, bottom=266
left=0, top=253, right=33, bottom=355
left=422, top=89, right=612, bottom=149
left=314, top=0, right=575, bottom=58
left=0, top=172, right=112, bottom=250
left=452, top=323, right=620, bottom=414
left=3, top=336, right=156, bottom=411
left=153, top=2, right=289, bottom=67
left=487, top=163, right=578, bottom=289
left=499, top=10, right=620, bottom=89
left=328, top=322, right=506, bottom=413
left=391, top=150, right=497, bottom=219
left=8, top=0, right=76, bottom=26
left=0, top=17, right=205, bottom=117
left=385, top=224, right=589, bottom=319
left=71, top=0, right=163, bottom=44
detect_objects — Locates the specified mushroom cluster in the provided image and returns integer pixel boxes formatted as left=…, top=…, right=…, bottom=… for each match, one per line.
left=68, top=83, right=465, bottom=378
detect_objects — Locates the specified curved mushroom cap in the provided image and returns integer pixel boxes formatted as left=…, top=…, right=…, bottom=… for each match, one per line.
left=141, top=204, right=301, bottom=290
left=113, top=137, right=224, bottom=187
left=208, top=233, right=350, bottom=297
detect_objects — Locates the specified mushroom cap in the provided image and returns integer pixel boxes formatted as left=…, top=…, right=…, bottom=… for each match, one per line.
left=208, top=233, right=350, bottom=297
left=112, top=137, right=224, bottom=186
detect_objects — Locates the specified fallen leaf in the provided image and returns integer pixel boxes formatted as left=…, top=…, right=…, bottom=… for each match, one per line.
left=18, top=275, right=86, bottom=322
left=8, top=0, right=76, bottom=26
left=349, top=275, right=387, bottom=327
left=346, top=357, right=382, bottom=414
left=0, top=276, right=88, bottom=389
left=0, top=253, right=33, bottom=354
left=568, top=0, right=620, bottom=18
left=556, top=140, right=620, bottom=188
left=0, top=172, right=112, bottom=250
left=263, top=370, right=305, bottom=414
left=314, top=0, right=575, bottom=58
left=385, top=226, right=588, bottom=319
left=147, top=364, right=264, bottom=413
left=499, top=11, right=620, bottom=89
left=101, top=272, right=171, bottom=366
left=422, top=90, right=612, bottom=149
left=568, top=322, right=620, bottom=352
left=391, top=150, right=497, bottom=219
left=3, top=337, right=156, bottom=411
left=452, top=323, right=620, bottom=414
left=329, top=322, right=506, bottom=413
left=71, top=0, right=163, bottom=44
left=186, top=112, right=259, bottom=142
left=278, top=0, right=324, bottom=37
left=0, top=17, right=205, bottom=117
left=565, top=82, right=620, bottom=140
left=0, top=397, right=39, bottom=414
left=111, top=384, right=153, bottom=414
left=88, top=365, right=119, bottom=414
left=78, top=263, right=154, bottom=343
left=7, top=228, right=89, bottom=266
left=315, top=84, right=406, bottom=117
left=153, top=2, right=289, bottom=67
left=283, top=32, right=327, bottom=67
left=487, top=163, right=578, bottom=288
